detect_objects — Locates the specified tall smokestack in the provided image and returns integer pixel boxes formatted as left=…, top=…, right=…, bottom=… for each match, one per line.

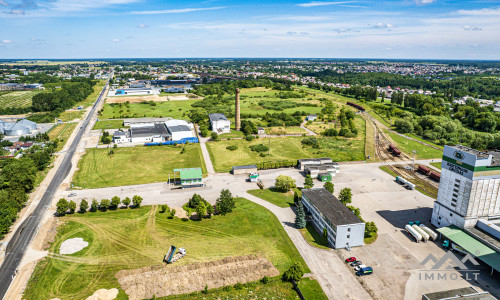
left=235, top=88, right=241, bottom=131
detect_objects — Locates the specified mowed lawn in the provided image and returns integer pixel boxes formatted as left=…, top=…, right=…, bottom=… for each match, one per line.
left=92, top=119, right=126, bottom=130
left=247, top=188, right=297, bottom=208
left=24, top=199, right=309, bottom=300
left=73, top=144, right=206, bottom=189
left=388, top=131, right=443, bottom=159
left=100, top=99, right=195, bottom=119
left=207, top=123, right=366, bottom=172
left=0, top=90, right=43, bottom=109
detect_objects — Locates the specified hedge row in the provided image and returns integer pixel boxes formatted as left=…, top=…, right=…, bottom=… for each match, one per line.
left=255, top=160, right=297, bottom=170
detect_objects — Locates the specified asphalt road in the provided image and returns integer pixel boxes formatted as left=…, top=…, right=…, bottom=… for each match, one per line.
left=0, top=79, right=109, bottom=299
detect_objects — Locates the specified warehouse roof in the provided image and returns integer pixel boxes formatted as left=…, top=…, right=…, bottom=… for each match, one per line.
left=175, top=168, right=202, bottom=180
left=302, top=188, right=363, bottom=227
left=422, top=287, right=495, bottom=300
left=130, top=123, right=170, bottom=138
left=437, top=225, right=500, bottom=272
left=209, top=113, right=228, bottom=122
left=167, top=125, right=191, bottom=133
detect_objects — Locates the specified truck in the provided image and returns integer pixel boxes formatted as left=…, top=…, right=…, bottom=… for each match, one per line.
left=451, top=243, right=469, bottom=256
left=412, top=224, right=429, bottom=242
left=419, top=224, right=438, bottom=241
left=164, top=245, right=187, bottom=264
left=405, top=224, right=422, bottom=242
left=406, top=182, right=415, bottom=190
left=249, top=173, right=259, bottom=182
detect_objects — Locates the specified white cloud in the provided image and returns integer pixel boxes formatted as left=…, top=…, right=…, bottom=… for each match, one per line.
left=49, top=0, right=141, bottom=12
left=0, top=0, right=8, bottom=6
left=373, top=22, right=394, bottom=29
left=456, top=7, right=500, bottom=16
left=112, top=38, right=120, bottom=42
left=131, top=6, right=226, bottom=15
left=297, top=1, right=353, bottom=7
left=137, top=24, right=149, bottom=28
left=286, top=31, right=309, bottom=36
left=3, top=9, right=25, bottom=15
left=463, top=25, right=482, bottom=31
left=414, top=0, right=435, bottom=5
left=2, top=39, right=13, bottom=43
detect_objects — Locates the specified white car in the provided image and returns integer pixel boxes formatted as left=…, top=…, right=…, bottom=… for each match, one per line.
left=68, top=193, right=77, bottom=197
left=354, top=264, right=366, bottom=271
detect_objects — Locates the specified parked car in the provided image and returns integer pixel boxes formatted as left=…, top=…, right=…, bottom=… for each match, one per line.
left=345, top=257, right=356, bottom=263
left=356, top=267, right=373, bottom=276
left=350, top=261, right=362, bottom=267
left=68, top=193, right=77, bottom=197
left=354, top=264, right=367, bottom=271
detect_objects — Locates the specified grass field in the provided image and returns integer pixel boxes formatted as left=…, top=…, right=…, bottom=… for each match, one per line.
left=218, top=130, right=245, bottom=139
left=247, top=188, right=297, bottom=208
left=430, top=162, right=442, bottom=169
left=100, top=100, right=195, bottom=120
left=92, top=120, right=126, bottom=130
left=48, top=123, right=77, bottom=151
left=387, top=131, right=443, bottom=159
left=298, top=278, right=329, bottom=300
left=304, top=122, right=337, bottom=134
left=0, top=90, right=43, bottom=109
left=78, top=80, right=106, bottom=107
left=24, top=199, right=309, bottom=299
left=58, top=110, right=85, bottom=122
left=265, top=126, right=307, bottom=135
left=72, top=144, right=207, bottom=189
left=299, top=223, right=330, bottom=250
left=206, top=122, right=365, bottom=173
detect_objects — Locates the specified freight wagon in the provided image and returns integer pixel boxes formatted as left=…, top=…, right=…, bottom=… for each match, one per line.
left=430, top=172, right=441, bottom=182
left=346, top=102, right=365, bottom=112
left=388, top=144, right=401, bottom=156
left=417, top=165, right=431, bottom=175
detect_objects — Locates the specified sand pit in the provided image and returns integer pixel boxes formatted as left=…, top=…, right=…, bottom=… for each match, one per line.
left=116, top=255, right=279, bottom=300
left=106, top=94, right=201, bottom=103
left=86, top=288, right=119, bottom=300
left=59, top=237, right=89, bottom=254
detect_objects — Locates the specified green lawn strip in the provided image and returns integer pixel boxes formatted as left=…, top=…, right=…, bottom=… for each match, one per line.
left=93, top=119, right=127, bottom=130
left=49, top=123, right=77, bottom=151
left=100, top=100, right=195, bottom=120
left=387, top=131, right=443, bottom=159
left=206, top=132, right=365, bottom=173
left=59, top=110, right=85, bottom=122
left=379, top=166, right=398, bottom=178
left=298, top=278, right=329, bottom=300
left=430, top=162, right=442, bottom=170
left=218, top=130, right=245, bottom=139
left=407, top=133, right=444, bottom=150
left=364, top=232, right=378, bottom=245
left=299, top=223, right=330, bottom=250
left=363, top=116, right=377, bottom=162
left=247, top=188, right=296, bottom=208
left=72, top=144, right=207, bottom=189
left=24, top=199, right=309, bottom=299
left=78, top=80, right=106, bottom=106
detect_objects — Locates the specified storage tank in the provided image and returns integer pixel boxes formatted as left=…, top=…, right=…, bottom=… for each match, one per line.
left=4, top=123, right=30, bottom=136
left=17, top=119, right=37, bottom=131
left=405, top=224, right=422, bottom=242
left=419, top=224, right=438, bottom=241
left=413, top=224, right=429, bottom=242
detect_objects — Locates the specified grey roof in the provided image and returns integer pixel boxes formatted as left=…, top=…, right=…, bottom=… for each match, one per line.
left=422, top=287, right=495, bottom=300
left=130, top=123, right=170, bottom=138
left=167, top=125, right=191, bottom=133
left=298, top=157, right=332, bottom=163
left=113, top=131, right=127, bottom=136
left=209, top=113, right=228, bottom=122
left=302, top=188, right=363, bottom=227
left=257, top=127, right=265, bottom=130
left=17, top=119, right=37, bottom=130
left=232, top=165, right=257, bottom=170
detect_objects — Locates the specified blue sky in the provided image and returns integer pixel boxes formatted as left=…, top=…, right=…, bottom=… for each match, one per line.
left=0, top=0, right=499, bottom=59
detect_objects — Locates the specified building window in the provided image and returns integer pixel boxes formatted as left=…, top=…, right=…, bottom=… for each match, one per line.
left=452, top=198, right=457, bottom=202
left=455, top=179, right=461, bottom=183
left=454, top=184, right=460, bottom=188
left=347, top=228, right=351, bottom=232
left=453, top=189, right=459, bottom=193
left=438, top=222, right=440, bottom=225
left=347, top=235, right=350, bottom=239
left=453, top=194, right=458, bottom=198
left=451, top=203, right=457, bottom=207
left=438, top=216, right=441, bottom=220
left=450, top=213, right=453, bottom=217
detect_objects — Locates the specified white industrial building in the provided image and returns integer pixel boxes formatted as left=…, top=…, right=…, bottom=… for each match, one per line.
left=431, top=145, right=500, bottom=229
left=209, top=113, right=231, bottom=133
left=302, top=188, right=365, bottom=249
left=0, top=119, right=38, bottom=136
left=113, top=119, right=194, bottom=144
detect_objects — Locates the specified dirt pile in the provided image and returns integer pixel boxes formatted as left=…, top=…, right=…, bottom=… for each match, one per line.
left=59, top=237, right=89, bottom=254
left=116, top=255, right=279, bottom=300
left=85, top=288, right=119, bottom=300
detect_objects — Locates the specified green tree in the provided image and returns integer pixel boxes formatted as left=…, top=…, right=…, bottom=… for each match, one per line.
left=122, top=197, right=131, bottom=208
left=169, top=209, right=176, bottom=219
left=1, top=158, right=37, bottom=193
left=100, top=199, right=110, bottom=211
left=68, top=200, right=76, bottom=214
left=365, top=221, right=378, bottom=238
left=339, top=188, right=352, bottom=205
left=196, top=202, right=206, bottom=220
left=56, top=198, right=69, bottom=216
left=324, top=181, right=334, bottom=194
left=132, top=195, right=143, bottom=208
left=160, top=204, right=168, bottom=213
left=295, top=201, right=306, bottom=229
left=188, top=194, right=204, bottom=208
left=282, top=262, right=304, bottom=282
left=304, top=174, right=314, bottom=189
left=90, top=199, right=99, bottom=212
left=215, top=189, right=236, bottom=215
left=274, top=175, right=296, bottom=192
left=210, top=132, right=219, bottom=141
left=206, top=204, right=214, bottom=218
left=111, top=196, right=121, bottom=209
left=79, top=199, right=89, bottom=213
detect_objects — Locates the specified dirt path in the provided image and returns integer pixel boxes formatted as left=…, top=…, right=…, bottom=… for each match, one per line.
left=300, top=120, right=317, bottom=136
left=198, top=135, right=215, bottom=175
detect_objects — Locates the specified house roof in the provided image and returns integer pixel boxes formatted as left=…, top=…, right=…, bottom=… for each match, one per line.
left=437, top=225, right=500, bottom=272
left=302, top=188, right=363, bottom=227
left=209, top=113, right=228, bottom=122
left=175, top=168, right=203, bottom=180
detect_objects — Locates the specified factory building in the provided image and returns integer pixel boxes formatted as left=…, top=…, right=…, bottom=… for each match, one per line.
left=0, top=119, right=38, bottom=136
left=302, top=188, right=365, bottom=249
left=209, top=113, right=231, bottom=133
left=113, top=119, right=194, bottom=144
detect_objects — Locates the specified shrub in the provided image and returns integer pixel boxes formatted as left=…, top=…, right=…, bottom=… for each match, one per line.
left=245, top=135, right=255, bottom=142
left=261, top=276, right=270, bottom=284
left=301, top=137, right=320, bottom=148
left=226, top=145, right=238, bottom=151
left=282, top=263, right=304, bottom=282
left=249, top=144, right=268, bottom=153
left=233, top=282, right=244, bottom=290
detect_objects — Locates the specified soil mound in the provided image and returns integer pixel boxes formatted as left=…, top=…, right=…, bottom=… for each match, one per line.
left=85, top=288, right=119, bottom=300
left=59, top=237, right=89, bottom=255
left=116, top=255, right=279, bottom=300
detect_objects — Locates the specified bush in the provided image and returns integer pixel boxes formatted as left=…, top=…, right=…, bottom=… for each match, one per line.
left=249, top=144, right=269, bottom=153
left=261, top=276, right=270, bottom=284
left=233, top=282, right=244, bottom=290
left=283, top=263, right=304, bottom=282
left=226, top=145, right=238, bottom=151
left=245, top=135, right=255, bottom=142
left=301, top=137, right=320, bottom=148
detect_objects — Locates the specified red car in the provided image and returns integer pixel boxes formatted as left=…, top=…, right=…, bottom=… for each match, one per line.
left=345, top=257, right=356, bottom=263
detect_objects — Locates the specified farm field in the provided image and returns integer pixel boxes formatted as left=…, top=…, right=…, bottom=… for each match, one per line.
left=247, top=188, right=296, bottom=208
left=387, top=131, right=443, bottom=159
left=0, top=90, right=42, bottom=109
left=206, top=120, right=366, bottom=172
left=48, top=123, right=77, bottom=151
left=100, top=99, right=195, bottom=120
left=72, top=144, right=207, bottom=189
left=92, top=119, right=126, bottom=130
left=24, top=199, right=309, bottom=299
